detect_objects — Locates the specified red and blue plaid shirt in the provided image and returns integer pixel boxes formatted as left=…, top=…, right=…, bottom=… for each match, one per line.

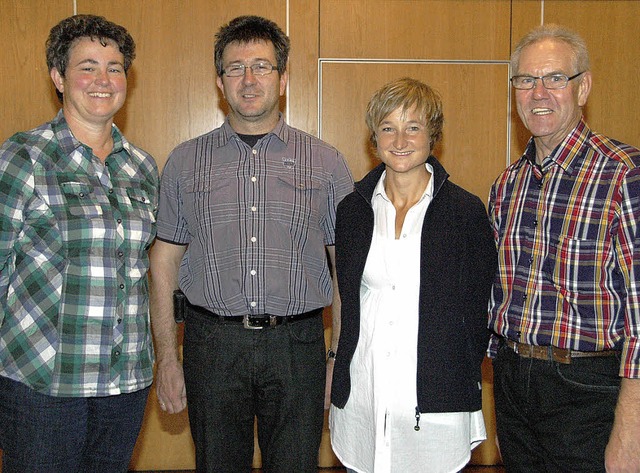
left=488, top=118, right=640, bottom=378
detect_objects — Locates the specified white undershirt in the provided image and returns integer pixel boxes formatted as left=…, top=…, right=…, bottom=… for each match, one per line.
left=330, top=164, right=485, bottom=473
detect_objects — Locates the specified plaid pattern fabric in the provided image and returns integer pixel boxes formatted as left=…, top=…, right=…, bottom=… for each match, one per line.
left=488, top=119, right=640, bottom=378
left=0, top=111, right=158, bottom=396
left=157, top=117, right=353, bottom=317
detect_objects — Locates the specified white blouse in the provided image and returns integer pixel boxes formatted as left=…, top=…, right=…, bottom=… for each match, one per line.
left=330, top=165, right=486, bottom=473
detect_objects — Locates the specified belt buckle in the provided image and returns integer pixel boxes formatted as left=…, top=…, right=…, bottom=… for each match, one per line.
left=242, top=315, right=278, bottom=329
left=243, top=314, right=264, bottom=330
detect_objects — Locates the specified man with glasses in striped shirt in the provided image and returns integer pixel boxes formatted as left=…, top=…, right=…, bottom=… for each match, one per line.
left=150, top=15, right=353, bottom=473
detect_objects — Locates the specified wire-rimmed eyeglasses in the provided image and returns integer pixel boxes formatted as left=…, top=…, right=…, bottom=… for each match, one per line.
left=222, top=62, right=277, bottom=77
left=510, top=71, right=585, bottom=90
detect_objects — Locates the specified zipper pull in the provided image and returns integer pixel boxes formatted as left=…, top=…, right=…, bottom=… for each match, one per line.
left=414, top=406, right=421, bottom=431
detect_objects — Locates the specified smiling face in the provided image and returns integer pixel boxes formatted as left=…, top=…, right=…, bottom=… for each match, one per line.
left=216, top=40, right=287, bottom=134
left=375, top=105, right=431, bottom=178
left=50, top=36, right=127, bottom=128
left=514, top=38, right=591, bottom=161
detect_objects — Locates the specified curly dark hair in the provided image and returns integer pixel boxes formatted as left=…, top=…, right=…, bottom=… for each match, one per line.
left=214, top=15, right=290, bottom=77
left=46, top=14, right=135, bottom=102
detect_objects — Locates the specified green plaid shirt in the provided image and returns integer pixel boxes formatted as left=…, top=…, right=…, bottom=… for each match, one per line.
left=0, top=111, right=158, bottom=396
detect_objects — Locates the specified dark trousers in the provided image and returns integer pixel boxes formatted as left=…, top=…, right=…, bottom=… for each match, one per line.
left=182, top=309, right=326, bottom=473
left=492, top=340, right=620, bottom=472
left=0, top=375, right=149, bottom=473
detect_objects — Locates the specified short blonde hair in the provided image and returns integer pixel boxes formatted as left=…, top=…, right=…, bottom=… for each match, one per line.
left=365, top=77, right=444, bottom=149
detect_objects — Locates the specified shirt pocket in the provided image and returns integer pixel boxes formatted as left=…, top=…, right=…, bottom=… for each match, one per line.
left=273, top=174, right=325, bottom=225
left=543, top=236, right=605, bottom=317
left=61, top=181, right=103, bottom=218
left=127, top=187, right=156, bottom=224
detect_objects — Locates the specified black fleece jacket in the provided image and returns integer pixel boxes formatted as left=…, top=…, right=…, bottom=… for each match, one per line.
left=331, top=157, right=497, bottom=413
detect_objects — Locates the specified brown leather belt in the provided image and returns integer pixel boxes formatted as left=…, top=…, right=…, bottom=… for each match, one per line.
left=186, top=300, right=323, bottom=330
left=506, top=339, right=620, bottom=364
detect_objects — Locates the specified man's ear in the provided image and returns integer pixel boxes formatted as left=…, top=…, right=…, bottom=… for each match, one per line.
left=216, top=76, right=226, bottom=99
left=279, top=70, right=288, bottom=97
left=577, top=70, right=592, bottom=107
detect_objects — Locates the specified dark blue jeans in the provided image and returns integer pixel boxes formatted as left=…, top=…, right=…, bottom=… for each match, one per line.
left=182, top=309, right=326, bottom=473
left=0, top=375, right=150, bottom=473
left=492, top=340, right=620, bottom=472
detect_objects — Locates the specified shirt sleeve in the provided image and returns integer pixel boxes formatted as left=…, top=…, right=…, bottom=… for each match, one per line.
left=617, top=167, right=640, bottom=378
left=0, top=137, right=32, bottom=314
left=156, top=147, right=191, bottom=245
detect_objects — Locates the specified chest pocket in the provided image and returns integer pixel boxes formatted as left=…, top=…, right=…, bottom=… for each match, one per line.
left=126, top=187, right=156, bottom=223
left=61, top=181, right=103, bottom=218
left=273, top=174, right=325, bottom=223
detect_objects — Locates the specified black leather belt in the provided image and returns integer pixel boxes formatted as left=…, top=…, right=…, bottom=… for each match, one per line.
left=505, top=339, right=621, bottom=364
left=186, top=300, right=323, bottom=330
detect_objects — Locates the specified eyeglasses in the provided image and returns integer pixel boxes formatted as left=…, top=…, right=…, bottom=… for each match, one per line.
left=510, top=71, right=585, bottom=90
left=222, top=62, right=277, bottom=77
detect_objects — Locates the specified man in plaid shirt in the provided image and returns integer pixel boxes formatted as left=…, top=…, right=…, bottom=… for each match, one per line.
left=488, top=24, right=640, bottom=472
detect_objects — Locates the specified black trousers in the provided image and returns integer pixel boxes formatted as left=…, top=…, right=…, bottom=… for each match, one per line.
left=492, top=341, right=620, bottom=473
left=182, top=308, right=326, bottom=473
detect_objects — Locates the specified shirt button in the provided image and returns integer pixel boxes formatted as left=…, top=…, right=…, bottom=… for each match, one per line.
left=117, top=318, right=122, bottom=324
left=250, top=301, right=257, bottom=307
left=252, top=149, right=257, bottom=155
left=119, top=283, right=125, bottom=289
left=250, top=270, right=256, bottom=276
left=251, top=206, right=257, bottom=212
left=251, top=236, right=257, bottom=243
left=109, top=189, right=114, bottom=194
left=117, top=251, right=124, bottom=258
left=117, top=218, right=122, bottom=224
left=114, top=350, right=121, bottom=357
left=251, top=176, right=257, bottom=182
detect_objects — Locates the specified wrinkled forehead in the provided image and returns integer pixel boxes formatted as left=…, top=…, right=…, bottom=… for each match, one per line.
left=518, top=39, right=576, bottom=74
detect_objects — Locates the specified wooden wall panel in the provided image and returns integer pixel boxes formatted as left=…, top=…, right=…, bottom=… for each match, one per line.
left=289, top=0, right=322, bottom=136
left=0, top=0, right=72, bottom=143
left=320, top=0, right=512, bottom=60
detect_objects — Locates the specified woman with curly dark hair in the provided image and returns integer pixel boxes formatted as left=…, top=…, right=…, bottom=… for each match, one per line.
left=0, top=15, right=157, bottom=473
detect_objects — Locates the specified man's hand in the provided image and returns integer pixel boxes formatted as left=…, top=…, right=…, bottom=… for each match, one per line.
left=156, top=358, right=187, bottom=414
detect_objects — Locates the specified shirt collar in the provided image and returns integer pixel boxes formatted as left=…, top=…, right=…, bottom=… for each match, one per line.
left=50, top=110, right=130, bottom=166
left=372, top=162, right=435, bottom=205
left=522, top=117, right=591, bottom=175
left=218, top=113, right=288, bottom=149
